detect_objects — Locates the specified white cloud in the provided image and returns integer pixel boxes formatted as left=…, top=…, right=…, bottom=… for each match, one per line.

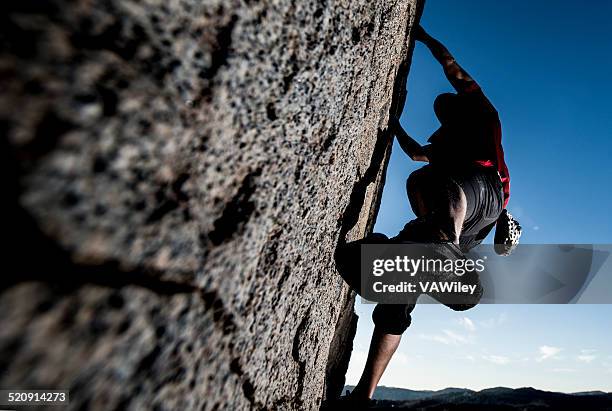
left=444, top=329, right=471, bottom=344
left=537, top=345, right=562, bottom=362
left=418, top=329, right=472, bottom=345
left=483, top=355, right=510, bottom=365
left=418, top=333, right=450, bottom=345
left=458, top=316, right=476, bottom=332
left=577, top=354, right=597, bottom=363
left=479, top=312, right=508, bottom=328
left=577, top=349, right=597, bottom=363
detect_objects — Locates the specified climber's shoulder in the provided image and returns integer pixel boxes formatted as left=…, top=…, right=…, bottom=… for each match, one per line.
left=459, top=81, right=499, bottom=118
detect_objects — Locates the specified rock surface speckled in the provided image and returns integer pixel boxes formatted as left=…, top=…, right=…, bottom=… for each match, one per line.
left=0, top=0, right=422, bottom=409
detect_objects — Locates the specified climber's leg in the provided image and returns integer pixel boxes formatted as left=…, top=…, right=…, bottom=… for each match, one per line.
left=335, top=233, right=390, bottom=294
left=440, top=179, right=467, bottom=244
left=350, top=330, right=401, bottom=400
left=350, top=303, right=414, bottom=399
left=404, top=168, right=468, bottom=244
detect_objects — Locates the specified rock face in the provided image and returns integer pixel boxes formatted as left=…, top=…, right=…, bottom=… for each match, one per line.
left=0, top=0, right=422, bottom=409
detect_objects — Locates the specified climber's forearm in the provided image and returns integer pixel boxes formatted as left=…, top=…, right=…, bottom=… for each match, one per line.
left=392, top=120, right=429, bottom=162
left=399, top=139, right=429, bottom=162
left=419, top=31, right=454, bottom=67
left=417, top=26, right=475, bottom=92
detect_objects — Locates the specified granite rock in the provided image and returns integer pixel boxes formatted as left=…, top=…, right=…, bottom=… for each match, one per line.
left=0, top=0, right=422, bottom=409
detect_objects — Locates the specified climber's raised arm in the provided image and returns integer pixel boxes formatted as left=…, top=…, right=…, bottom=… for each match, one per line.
left=390, top=118, right=430, bottom=162
left=414, top=25, right=477, bottom=94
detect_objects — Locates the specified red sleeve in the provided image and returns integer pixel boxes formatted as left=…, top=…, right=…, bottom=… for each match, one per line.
left=494, top=122, right=510, bottom=208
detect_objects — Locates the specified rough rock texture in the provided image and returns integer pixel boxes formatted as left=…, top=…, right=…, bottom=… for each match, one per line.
left=0, top=0, right=422, bottom=410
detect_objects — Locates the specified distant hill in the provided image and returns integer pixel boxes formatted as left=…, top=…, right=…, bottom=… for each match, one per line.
left=343, top=385, right=612, bottom=410
left=571, top=390, right=609, bottom=396
left=344, top=385, right=474, bottom=401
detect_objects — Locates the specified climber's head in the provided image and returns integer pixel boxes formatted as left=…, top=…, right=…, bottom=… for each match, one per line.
left=434, top=92, right=460, bottom=125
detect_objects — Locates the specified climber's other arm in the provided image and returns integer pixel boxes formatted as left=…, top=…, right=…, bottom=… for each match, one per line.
left=414, top=25, right=477, bottom=93
left=390, top=118, right=430, bottom=162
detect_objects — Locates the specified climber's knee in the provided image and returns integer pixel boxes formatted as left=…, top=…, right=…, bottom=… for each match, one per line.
left=372, top=303, right=415, bottom=335
left=407, top=166, right=434, bottom=216
left=406, top=169, right=422, bottom=196
left=335, top=233, right=390, bottom=295
left=407, top=165, right=432, bottom=190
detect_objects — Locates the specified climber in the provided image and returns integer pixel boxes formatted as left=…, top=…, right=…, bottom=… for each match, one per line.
left=335, top=24, right=522, bottom=403
left=391, top=23, right=516, bottom=251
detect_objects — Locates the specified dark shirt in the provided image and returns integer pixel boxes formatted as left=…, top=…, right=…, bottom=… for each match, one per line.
left=427, top=83, right=510, bottom=207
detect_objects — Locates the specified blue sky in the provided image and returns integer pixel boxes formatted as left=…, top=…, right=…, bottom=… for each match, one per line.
left=346, top=1, right=612, bottom=393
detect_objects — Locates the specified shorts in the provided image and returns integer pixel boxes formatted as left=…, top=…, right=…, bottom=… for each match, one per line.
left=449, top=165, right=503, bottom=238
left=404, top=164, right=503, bottom=248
